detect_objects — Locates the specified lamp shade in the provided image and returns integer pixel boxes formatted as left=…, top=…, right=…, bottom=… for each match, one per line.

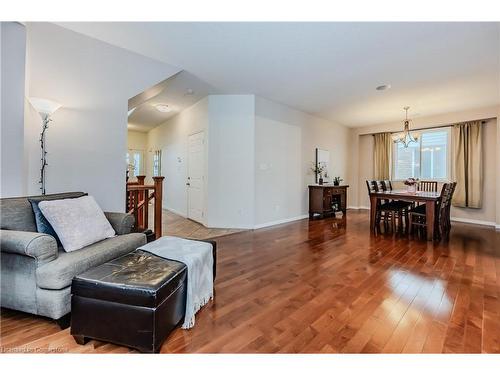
left=29, top=97, right=62, bottom=117
left=127, top=107, right=136, bottom=117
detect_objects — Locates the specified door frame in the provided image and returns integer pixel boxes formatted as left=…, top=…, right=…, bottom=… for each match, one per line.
left=187, top=130, right=206, bottom=225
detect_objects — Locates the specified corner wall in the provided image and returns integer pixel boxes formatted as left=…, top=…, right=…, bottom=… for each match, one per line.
left=1, top=22, right=26, bottom=197
left=146, top=97, right=209, bottom=220
left=207, top=95, right=255, bottom=229
left=145, top=95, right=348, bottom=230
left=254, top=97, right=349, bottom=227
left=23, top=23, right=179, bottom=211
left=146, top=95, right=255, bottom=229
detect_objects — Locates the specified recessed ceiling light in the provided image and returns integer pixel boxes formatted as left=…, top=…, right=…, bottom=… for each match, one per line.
left=376, top=84, right=391, bottom=91
left=155, top=104, right=172, bottom=113
left=185, top=88, right=194, bottom=96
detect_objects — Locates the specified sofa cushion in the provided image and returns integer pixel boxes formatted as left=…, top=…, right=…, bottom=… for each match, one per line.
left=28, top=194, right=89, bottom=247
left=0, top=192, right=86, bottom=232
left=36, top=232, right=146, bottom=290
left=39, top=196, right=116, bottom=252
left=30, top=200, right=61, bottom=245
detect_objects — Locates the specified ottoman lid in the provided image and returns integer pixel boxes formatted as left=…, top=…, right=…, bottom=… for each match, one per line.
left=71, top=250, right=186, bottom=308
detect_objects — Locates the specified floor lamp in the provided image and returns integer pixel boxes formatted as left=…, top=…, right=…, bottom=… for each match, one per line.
left=28, top=97, right=62, bottom=195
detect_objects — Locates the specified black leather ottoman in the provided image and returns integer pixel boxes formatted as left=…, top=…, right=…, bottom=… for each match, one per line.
left=70, top=250, right=187, bottom=353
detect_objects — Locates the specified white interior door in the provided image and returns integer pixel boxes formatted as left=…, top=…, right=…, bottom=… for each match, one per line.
left=187, top=132, right=205, bottom=223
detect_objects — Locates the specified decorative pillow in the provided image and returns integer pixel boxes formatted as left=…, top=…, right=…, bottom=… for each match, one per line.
left=38, top=196, right=116, bottom=252
left=29, top=194, right=88, bottom=247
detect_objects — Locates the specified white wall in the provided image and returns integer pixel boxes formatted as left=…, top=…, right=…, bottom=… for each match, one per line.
left=146, top=95, right=349, bottom=230
left=146, top=95, right=255, bottom=229
left=1, top=22, right=26, bottom=198
left=127, top=130, right=148, bottom=151
left=207, top=95, right=255, bottom=229
left=24, top=23, right=179, bottom=211
left=254, top=96, right=349, bottom=227
left=146, top=97, right=208, bottom=219
left=348, top=106, right=499, bottom=226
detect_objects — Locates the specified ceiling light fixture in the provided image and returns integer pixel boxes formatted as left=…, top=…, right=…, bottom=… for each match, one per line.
left=376, top=84, right=391, bottom=91
left=392, top=106, right=419, bottom=148
left=155, top=104, right=172, bottom=113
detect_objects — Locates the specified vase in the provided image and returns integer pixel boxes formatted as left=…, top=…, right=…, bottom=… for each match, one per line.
left=407, top=184, right=416, bottom=193
left=334, top=181, right=339, bottom=186
left=318, top=177, right=324, bottom=185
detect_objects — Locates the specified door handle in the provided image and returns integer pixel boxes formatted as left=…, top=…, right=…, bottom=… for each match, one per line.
left=186, top=182, right=191, bottom=186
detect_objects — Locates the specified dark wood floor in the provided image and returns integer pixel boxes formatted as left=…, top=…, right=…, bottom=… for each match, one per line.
left=1, top=210, right=499, bottom=353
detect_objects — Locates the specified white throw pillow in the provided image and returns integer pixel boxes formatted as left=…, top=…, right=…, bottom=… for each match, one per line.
left=38, top=195, right=116, bottom=252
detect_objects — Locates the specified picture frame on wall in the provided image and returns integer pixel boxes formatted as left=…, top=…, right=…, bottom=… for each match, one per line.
left=315, top=148, right=330, bottom=183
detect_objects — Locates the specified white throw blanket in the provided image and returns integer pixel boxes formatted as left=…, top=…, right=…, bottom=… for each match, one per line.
left=138, top=236, right=214, bottom=329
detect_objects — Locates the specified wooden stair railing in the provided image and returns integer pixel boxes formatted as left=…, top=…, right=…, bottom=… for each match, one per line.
left=126, top=176, right=164, bottom=239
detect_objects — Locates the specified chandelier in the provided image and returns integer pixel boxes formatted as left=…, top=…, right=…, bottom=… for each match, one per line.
left=392, top=106, right=419, bottom=148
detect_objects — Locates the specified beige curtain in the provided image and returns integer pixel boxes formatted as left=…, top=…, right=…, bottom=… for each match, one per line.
left=452, top=121, right=483, bottom=208
left=373, top=133, right=392, bottom=180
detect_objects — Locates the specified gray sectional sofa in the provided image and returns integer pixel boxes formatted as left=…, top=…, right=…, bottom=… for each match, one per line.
left=0, top=192, right=146, bottom=321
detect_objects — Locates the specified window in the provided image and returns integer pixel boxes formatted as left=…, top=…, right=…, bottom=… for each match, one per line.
left=152, top=150, right=162, bottom=177
left=126, top=150, right=144, bottom=178
left=392, top=128, right=450, bottom=181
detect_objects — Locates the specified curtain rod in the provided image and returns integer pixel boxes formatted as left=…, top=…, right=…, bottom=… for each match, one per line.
left=369, top=117, right=495, bottom=136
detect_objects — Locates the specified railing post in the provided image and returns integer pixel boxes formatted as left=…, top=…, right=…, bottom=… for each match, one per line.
left=136, top=175, right=146, bottom=229
left=152, top=176, right=164, bottom=239
left=132, top=190, right=139, bottom=232
left=143, top=188, right=149, bottom=231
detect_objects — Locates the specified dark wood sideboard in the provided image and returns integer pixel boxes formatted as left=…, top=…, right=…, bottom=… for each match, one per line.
left=308, top=184, right=349, bottom=219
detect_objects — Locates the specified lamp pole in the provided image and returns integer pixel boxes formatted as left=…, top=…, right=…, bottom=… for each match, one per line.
left=28, top=97, right=62, bottom=196
left=39, top=114, right=51, bottom=195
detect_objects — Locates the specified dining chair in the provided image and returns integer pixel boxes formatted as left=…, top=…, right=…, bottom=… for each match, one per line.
left=381, top=179, right=412, bottom=233
left=414, top=181, right=438, bottom=208
left=418, top=180, right=438, bottom=192
left=366, top=180, right=390, bottom=232
left=382, top=180, right=393, bottom=191
left=366, top=180, right=409, bottom=234
left=437, top=182, right=457, bottom=240
left=409, top=182, right=456, bottom=240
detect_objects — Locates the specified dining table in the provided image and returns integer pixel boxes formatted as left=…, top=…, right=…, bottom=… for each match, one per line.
left=369, top=189, right=441, bottom=241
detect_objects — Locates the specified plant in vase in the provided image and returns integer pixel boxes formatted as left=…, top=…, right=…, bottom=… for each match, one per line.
left=311, top=162, right=326, bottom=185
left=404, top=177, right=418, bottom=193
left=333, top=176, right=343, bottom=186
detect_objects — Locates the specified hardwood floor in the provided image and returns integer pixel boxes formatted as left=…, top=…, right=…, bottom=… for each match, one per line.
left=159, top=209, right=243, bottom=239
left=1, top=210, right=499, bottom=353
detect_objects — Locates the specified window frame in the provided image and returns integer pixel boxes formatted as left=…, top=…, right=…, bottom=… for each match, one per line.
left=126, top=149, right=145, bottom=178
left=391, top=126, right=451, bottom=182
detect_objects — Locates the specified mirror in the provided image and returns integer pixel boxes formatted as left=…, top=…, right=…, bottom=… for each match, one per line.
left=315, top=148, right=330, bottom=183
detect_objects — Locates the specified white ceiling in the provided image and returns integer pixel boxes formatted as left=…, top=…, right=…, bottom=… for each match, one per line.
left=58, top=22, right=500, bottom=127
left=127, top=71, right=218, bottom=132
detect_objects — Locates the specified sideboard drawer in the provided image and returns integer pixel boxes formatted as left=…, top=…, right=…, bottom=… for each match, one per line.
left=330, top=188, right=344, bottom=195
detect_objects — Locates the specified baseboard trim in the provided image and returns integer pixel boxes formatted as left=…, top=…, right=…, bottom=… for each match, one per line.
left=348, top=206, right=370, bottom=210
left=254, top=214, right=309, bottom=230
left=451, top=217, right=497, bottom=228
